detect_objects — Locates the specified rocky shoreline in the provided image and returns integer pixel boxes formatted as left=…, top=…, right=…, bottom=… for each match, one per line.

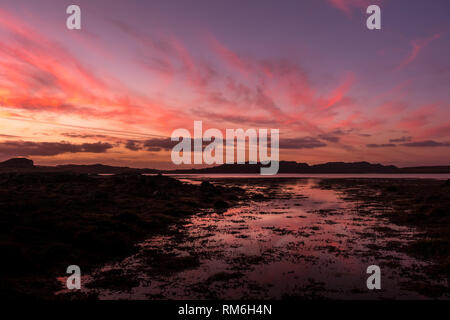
left=317, top=178, right=450, bottom=296
left=0, top=172, right=244, bottom=299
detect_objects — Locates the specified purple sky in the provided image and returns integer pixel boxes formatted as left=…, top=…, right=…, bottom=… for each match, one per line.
left=0, top=0, right=449, bottom=168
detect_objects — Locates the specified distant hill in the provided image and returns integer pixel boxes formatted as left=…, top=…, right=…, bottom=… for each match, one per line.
left=0, top=158, right=158, bottom=174
left=166, top=161, right=399, bottom=174
left=0, top=158, right=34, bottom=169
left=302, top=161, right=398, bottom=173
left=0, top=158, right=449, bottom=174
left=0, top=158, right=35, bottom=172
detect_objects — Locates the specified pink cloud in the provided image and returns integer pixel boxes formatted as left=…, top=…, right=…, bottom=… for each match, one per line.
left=397, top=104, right=439, bottom=130
left=375, top=101, right=407, bottom=117
left=321, top=73, right=355, bottom=110
left=0, top=9, right=193, bottom=135
left=208, top=35, right=251, bottom=76
left=395, top=33, right=441, bottom=70
left=327, top=0, right=377, bottom=16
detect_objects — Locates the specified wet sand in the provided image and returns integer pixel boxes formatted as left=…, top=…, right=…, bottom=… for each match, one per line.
left=74, top=178, right=449, bottom=300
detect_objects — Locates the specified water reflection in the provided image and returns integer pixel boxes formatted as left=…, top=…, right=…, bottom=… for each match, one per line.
left=79, top=178, right=448, bottom=299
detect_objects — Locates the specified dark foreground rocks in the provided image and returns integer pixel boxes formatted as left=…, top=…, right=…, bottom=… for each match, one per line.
left=0, top=172, right=244, bottom=299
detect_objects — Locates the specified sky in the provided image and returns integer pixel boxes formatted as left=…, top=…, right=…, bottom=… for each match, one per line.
left=0, top=0, right=449, bottom=168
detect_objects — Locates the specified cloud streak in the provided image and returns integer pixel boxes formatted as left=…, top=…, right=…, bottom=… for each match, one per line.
left=366, top=143, right=396, bottom=148
left=389, top=136, right=412, bottom=143
left=402, top=140, right=450, bottom=148
left=0, top=141, right=113, bottom=157
left=395, top=33, right=441, bottom=70
left=327, top=0, right=378, bottom=16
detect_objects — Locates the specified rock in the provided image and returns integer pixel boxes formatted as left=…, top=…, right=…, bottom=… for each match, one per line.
left=428, top=207, right=448, bottom=217
left=214, top=200, right=229, bottom=209
left=115, top=213, right=141, bottom=223
left=74, top=231, right=95, bottom=249
left=200, top=181, right=213, bottom=189
left=252, top=193, right=266, bottom=200
left=0, top=244, right=32, bottom=273
left=386, top=186, right=399, bottom=192
left=0, top=158, right=34, bottom=168
left=200, top=181, right=221, bottom=195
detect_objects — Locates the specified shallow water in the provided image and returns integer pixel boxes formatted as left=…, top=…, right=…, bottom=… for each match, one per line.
left=165, top=173, right=450, bottom=180
left=72, top=178, right=448, bottom=299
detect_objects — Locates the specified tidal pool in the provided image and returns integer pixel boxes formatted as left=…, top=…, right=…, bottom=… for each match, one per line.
left=74, top=178, right=449, bottom=299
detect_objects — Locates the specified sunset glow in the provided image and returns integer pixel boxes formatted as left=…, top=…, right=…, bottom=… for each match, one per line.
left=1, top=0, right=449, bottom=168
